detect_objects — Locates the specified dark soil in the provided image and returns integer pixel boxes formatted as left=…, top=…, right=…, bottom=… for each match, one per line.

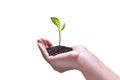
left=46, top=46, right=73, bottom=56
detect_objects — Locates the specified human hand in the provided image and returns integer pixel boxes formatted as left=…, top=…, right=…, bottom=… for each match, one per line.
left=37, top=38, right=120, bottom=80
left=37, top=38, right=85, bottom=72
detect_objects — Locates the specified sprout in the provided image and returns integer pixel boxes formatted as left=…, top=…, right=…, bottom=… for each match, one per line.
left=51, top=17, right=65, bottom=46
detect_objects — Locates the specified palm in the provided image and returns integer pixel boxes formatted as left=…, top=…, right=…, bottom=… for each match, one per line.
left=37, top=38, right=79, bottom=72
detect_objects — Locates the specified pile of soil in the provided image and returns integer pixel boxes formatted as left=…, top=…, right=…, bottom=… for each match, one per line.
left=46, top=46, right=73, bottom=56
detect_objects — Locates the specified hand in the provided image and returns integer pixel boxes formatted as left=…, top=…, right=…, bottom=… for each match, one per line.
left=37, top=38, right=97, bottom=73
left=37, top=38, right=120, bottom=80
left=37, top=38, right=86, bottom=72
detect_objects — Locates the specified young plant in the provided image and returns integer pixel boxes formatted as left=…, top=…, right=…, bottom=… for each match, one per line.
left=51, top=17, right=65, bottom=46
left=46, top=17, right=72, bottom=56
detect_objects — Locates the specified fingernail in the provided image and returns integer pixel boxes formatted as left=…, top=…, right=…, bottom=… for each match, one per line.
left=37, top=39, right=39, bottom=43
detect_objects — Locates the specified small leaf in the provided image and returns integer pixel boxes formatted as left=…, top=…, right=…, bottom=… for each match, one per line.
left=60, top=23, right=65, bottom=31
left=51, top=17, right=61, bottom=29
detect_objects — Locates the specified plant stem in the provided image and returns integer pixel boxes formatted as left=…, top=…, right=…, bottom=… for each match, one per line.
left=58, top=30, right=61, bottom=46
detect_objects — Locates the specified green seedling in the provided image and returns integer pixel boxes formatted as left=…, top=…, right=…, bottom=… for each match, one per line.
left=51, top=17, right=65, bottom=46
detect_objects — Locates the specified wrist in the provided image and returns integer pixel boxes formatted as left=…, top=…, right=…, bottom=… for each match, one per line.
left=76, top=53, right=120, bottom=80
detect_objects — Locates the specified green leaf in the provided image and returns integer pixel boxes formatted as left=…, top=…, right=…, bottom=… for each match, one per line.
left=60, top=23, right=65, bottom=31
left=51, top=17, right=61, bottom=29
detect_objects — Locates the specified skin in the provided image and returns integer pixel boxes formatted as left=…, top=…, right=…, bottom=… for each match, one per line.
left=37, top=38, right=120, bottom=80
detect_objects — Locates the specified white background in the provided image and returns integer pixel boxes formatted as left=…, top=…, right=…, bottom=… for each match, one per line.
left=0, top=0, right=120, bottom=80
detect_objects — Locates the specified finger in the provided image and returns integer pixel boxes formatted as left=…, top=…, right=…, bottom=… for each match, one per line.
left=39, top=38, right=51, bottom=48
left=37, top=38, right=45, bottom=46
left=38, top=38, right=53, bottom=48
left=37, top=38, right=45, bottom=43
left=37, top=38, right=49, bottom=48
left=37, top=43, right=49, bottom=61
left=45, top=39, right=53, bottom=47
left=42, top=39, right=49, bottom=48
